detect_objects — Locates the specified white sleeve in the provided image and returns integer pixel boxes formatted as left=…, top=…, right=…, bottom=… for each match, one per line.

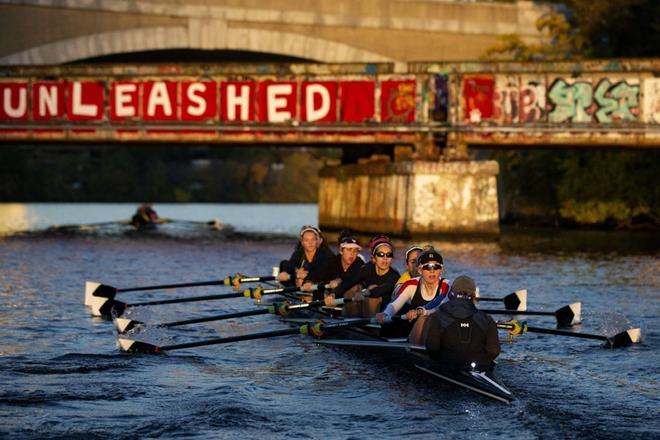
left=383, top=283, right=415, bottom=316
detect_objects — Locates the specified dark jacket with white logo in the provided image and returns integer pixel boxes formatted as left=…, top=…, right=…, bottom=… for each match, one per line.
left=424, top=298, right=500, bottom=369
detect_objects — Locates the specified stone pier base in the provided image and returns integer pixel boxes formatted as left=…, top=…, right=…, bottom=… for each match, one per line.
left=318, top=160, right=500, bottom=237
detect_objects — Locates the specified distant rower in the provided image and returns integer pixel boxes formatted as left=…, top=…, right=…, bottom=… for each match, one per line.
left=131, top=203, right=159, bottom=229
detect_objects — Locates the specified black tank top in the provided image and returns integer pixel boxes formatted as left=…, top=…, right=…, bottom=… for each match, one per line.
left=400, top=278, right=444, bottom=313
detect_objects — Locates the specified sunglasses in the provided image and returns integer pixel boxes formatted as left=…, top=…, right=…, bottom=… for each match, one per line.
left=421, top=264, right=443, bottom=271
left=374, top=251, right=394, bottom=258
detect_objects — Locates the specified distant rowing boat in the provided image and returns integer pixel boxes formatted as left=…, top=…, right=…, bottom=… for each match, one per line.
left=44, top=217, right=234, bottom=238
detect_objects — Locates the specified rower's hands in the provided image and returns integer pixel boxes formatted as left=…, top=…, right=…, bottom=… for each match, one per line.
left=295, top=268, right=308, bottom=281
left=324, top=294, right=336, bottom=307
left=277, top=272, right=290, bottom=282
left=353, top=288, right=369, bottom=302
left=375, top=312, right=389, bottom=324
left=301, top=281, right=314, bottom=292
left=406, top=308, right=423, bottom=321
left=327, top=278, right=341, bottom=289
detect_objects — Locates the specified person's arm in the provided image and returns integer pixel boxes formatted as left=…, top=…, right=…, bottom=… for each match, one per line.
left=278, top=249, right=301, bottom=283
left=365, top=270, right=399, bottom=302
left=382, top=283, right=415, bottom=316
left=332, top=264, right=366, bottom=297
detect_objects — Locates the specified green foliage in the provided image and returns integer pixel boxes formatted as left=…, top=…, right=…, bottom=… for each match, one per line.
left=484, top=0, right=659, bottom=61
left=491, top=150, right=660, bottom=227
left=0, top=145, right=330, bottom=203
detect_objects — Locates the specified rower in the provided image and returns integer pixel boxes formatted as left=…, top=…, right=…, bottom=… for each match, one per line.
left=424, top=275, right=501, bottom=370
left=392, top=245, right=423, bottom=296
left=278, top=225, right=334, bottom=288
left=376, top=248, right=449, bottom=342
left=130, top=203, right=159, bottom=229
left=328, top=234, right=400, bottom=317
left=301, top=231, right=365, bottom=301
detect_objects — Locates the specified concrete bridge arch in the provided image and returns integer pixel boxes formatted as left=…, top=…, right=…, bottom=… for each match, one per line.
left=0, top=0, right=548, bottom=65
left=0, top=24, right=393, bottom=65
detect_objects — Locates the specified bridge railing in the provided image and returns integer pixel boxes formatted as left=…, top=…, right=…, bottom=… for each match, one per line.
left=1, top=60, right=659, bottom=147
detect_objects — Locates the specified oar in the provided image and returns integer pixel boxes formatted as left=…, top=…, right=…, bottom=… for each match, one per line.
left=85, top=279, right=244, bottom=306
left=481, top=302, right=580, bottom=327
left=475, top=289, right=527, bottom=311
left=114, top=300, right=325, bottom=333
left=49, top=220, right=131, bottom=232
left=497, top=321, right=642, bottom=348
left=222, top=273, right=277, bottom=288
left=90, top=285, right=303, bottom=318
left=118, top=318, right=375, bottom=354
left=158, top=218, right=224, bottom=229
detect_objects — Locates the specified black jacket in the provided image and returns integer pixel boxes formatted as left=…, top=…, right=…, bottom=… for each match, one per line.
left=425, top=299, right=500, bottom=369
left=333, top=262, right=400, bottom=306
left=279, top=246, right=335, bottom=286
left=304, top=254, right=364, bottom=300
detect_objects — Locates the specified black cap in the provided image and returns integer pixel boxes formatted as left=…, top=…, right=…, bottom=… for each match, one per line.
left=449, top=275, right=477, bottom=300
left=416, top=249, right=443, bottom=266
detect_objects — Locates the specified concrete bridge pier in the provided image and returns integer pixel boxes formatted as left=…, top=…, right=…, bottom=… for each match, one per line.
left=318, top=159, right=500, bottom=238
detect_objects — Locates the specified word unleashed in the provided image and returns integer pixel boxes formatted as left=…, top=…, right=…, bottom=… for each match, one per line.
left=0, top=79, right=417, bottom=124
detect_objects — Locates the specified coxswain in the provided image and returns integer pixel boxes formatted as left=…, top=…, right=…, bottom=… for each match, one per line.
left=424, top=275, right=501, bottom=369
left=278, top=225, right=334, bottom=288
left=376, top=248, right=449, bottom=342
left=131, top=203, right=159, bottom=229
left=329, top=234, right=400, bottom=317
left=392, top=245, right=423, bottom=296
left=301, top=231, right=365, bottom=301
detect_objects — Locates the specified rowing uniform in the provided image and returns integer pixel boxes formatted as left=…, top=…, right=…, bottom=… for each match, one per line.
left=392, top=271, right=412, bottom=296
left=303, top=254, right=364, bottom=300
left=333, top=262, right=400, bottom=316
left=424, top=298, right=500, bottom=369
left=381, top=277, right=449, bottom=340
left=384, top=277, right=450, bottom=317
left=279, top=246, right=335, bottom=286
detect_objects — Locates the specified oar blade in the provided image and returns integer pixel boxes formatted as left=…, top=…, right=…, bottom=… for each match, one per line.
left=90, top=297, right=127, bottom=318
left=555, top=302, right=581, bottom=327
left=118, top=338, right=161, bottom=354
left=84, top=281, right=117, bottom=305
left=114, top=317, right=142, bottom=334
left=607, top=328, right=642, bottom=348
left=503, top=289, right=527, bottom=311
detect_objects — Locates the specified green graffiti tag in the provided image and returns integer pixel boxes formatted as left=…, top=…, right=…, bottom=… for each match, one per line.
left=549, top=78, right=640, bottom=123
left=594, top=79, right=639, bottom=122
left=548, top=79, right=593, bottom=123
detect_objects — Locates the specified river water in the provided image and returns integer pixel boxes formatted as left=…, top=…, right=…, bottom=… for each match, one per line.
left=0, top=203, right=658, bottom=439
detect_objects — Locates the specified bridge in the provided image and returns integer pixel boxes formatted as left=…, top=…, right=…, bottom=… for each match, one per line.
left=1, top=1, right=658, bottom=238
left=1, top=60, right=658, bottom=154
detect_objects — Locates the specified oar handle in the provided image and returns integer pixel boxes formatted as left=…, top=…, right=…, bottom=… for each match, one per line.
left=128, top=292, right=242, bottom=307
left=120, top=280, right=225, bottom=293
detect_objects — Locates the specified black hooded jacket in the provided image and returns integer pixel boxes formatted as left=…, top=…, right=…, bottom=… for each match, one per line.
left=424, top=298, right=500, bottom=369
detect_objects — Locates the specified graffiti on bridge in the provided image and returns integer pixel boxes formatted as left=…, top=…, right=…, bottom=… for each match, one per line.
left=463, top=75, right=654, bottom=125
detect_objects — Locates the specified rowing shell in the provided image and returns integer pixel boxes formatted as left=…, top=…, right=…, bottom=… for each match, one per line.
left=279, top=295, right=515, bottom=404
